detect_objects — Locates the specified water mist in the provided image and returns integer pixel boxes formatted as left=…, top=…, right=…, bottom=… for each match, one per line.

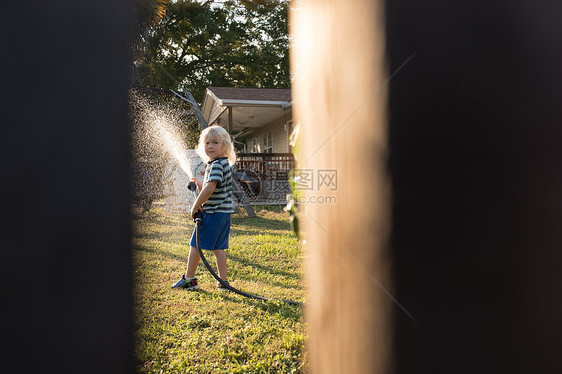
left=130, top=89, right=203, bottom=213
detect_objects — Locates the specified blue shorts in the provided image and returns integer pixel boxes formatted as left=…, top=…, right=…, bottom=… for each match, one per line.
left=190, top=211, right=231, bottom=251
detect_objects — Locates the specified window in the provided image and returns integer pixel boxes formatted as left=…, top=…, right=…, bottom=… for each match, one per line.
left=263, top=132, right=273, bottom=153
left=252, top=138, right=260, bottom=153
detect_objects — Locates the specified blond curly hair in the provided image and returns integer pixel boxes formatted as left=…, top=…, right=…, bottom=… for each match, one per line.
left=196, top=125, right=236, bottom=166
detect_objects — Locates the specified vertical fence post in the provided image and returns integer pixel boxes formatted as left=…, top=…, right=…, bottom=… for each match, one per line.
left=291, top=1, right=391, bottom=373
left=292, top=0, right=562, bottom=373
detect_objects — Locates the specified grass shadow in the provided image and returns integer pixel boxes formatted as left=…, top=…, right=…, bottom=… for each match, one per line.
left=229, top=228, right=294, bottom=240
left=214, top=290, right=304, bottom=321
left=133, top=242, right=186, bottom=263
left=133, top=228, right=190, bottom=243
left=232, top=217, right=290, bottom=232
left=226, top=253, right=300, bottom=281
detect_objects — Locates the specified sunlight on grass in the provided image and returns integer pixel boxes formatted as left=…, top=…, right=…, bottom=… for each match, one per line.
left=132, top=203, right=308, bottom=373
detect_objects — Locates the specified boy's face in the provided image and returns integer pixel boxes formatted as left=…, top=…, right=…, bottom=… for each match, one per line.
left=205, top=135, right=226, bottom=160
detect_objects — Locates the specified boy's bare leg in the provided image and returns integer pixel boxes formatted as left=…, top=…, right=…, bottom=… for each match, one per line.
left=213, top=249, right=228, bottom=281
left=185, top=246, right=201, bottom=278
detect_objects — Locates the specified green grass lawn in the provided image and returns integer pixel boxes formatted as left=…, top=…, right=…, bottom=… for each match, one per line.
left=132, top=203, right=308, bottom=373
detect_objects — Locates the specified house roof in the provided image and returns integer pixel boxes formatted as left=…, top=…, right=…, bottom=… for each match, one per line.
left=202, top=87, right=292, bottom=133
left=207, top=87, right=291, bottom=102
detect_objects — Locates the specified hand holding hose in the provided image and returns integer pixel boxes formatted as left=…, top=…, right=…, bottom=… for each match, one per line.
left=188, top=179, right=203, bottom=219
left=191, top=178, right=202, bottom=190
left=192, top=210, right=202, bottom=223
left=188, top=180, right=218, bottom=220
left=190, top=204, right=203, bottom=220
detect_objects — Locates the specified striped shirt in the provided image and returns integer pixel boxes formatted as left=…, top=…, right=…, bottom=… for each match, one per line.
left=202, top=157, right=235, bottom=213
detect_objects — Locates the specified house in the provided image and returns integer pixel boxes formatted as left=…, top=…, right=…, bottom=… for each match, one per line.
left=201, top=87, right=295, bottom=204
left=201, top=87, right=293, bottom=153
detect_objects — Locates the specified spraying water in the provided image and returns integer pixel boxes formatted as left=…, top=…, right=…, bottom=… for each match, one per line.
left=130, top=89, right=205, bottom=213
left=151, top=117, right=193, bottom=178
left=129, top=89, right=196, bottom=179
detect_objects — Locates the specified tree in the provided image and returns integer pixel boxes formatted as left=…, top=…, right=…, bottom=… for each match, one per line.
left=132, top=0, right=169, bottom=57
left=134, top=0, right=290, bottom=103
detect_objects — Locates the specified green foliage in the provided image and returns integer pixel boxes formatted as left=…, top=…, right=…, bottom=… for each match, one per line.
left=286, top=123, right=302, bottom=238
left=133, top=0, right=170, bottom=58
left=133, top=203, right=308, bottom=373
left=135, top=0, right=291, bottom=103
left=135, top=0, right=169, bottom=28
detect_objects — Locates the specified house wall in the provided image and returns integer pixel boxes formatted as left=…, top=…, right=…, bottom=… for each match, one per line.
left=245, top=113, right=292, bottom=153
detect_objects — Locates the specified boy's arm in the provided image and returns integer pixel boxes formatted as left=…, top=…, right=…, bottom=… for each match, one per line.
left=190, top=180, right=218, bottom=218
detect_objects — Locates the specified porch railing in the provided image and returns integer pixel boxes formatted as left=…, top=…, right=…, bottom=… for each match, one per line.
left=236, top=153, right=295, bottom=180
left=235, top=153, right=295, bottom=204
